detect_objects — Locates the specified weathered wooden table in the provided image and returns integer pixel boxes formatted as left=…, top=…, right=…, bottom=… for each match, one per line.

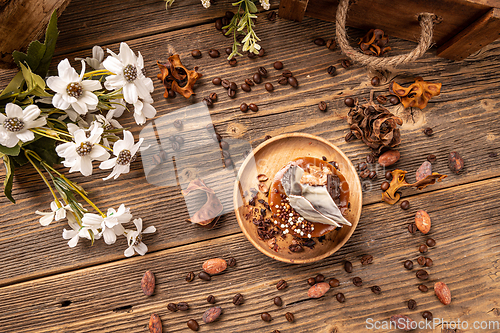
left=1, top=1, right=500, bottom=332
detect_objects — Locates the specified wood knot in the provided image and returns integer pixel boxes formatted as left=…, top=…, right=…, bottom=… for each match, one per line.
left=226, top=122, right=246, bottom=138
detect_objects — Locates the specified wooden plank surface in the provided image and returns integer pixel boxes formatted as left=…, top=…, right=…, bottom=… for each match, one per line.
left=1, top=178, right=499, bottom=332
left=1, top=13, right=500, bottom=288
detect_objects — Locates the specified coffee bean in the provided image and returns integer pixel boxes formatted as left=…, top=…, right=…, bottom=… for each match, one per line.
left=417, top=256, right=426, bottom=266
left=245, top=78, right=254, bottom=86
left=229, top=82, right=237, bottom=91
left=253, top=73, right=262, bottom=84
left=168, top=135, right=176, bottom=142
left=227, top=257, right=236, bottom=267
left=344, top=261, right=353, bottom=273
left=416, top=269, right=429, bottom=280
left=385, top=170, right=392, bottom=180
left=371, top=76, right=380, bottom=86
left=258, top=66, right=268, bottom=77
left=167, top=303, right=178, bottom=312
left=314, top=38, right=325, bottom=46
left=273, top=296, right=283, bottom=307
left=361, top=254, right=373, bottom=265
left=341, top=59, right=351, bottom=68
left=315, top=274, right=325, bottom=283
left=229, top=58, right=237, bottom=67
left=381, top=181, right=390, bottom=191
left=427, top=154, right=436, bottom=163
left=371, top=286, right=382, bottom=294
left=259, top=48, right=265, bottom=57
left=221, top=79, right=230, bottom=89
left=265, top=83, right=274, bottom=92
left=206, top=123, right=214, bottom=132
left=358, top=162, right=367, bottom=171
left=326, top=38, right=336, bottom=50
left=209, top=92, right=218, bottom=102
left=225, top=11, right=234, bottom=19
left=344, top=97, right=355, bottom=107
left=213, top=133, right=222, bottom=142
left=425, top=258, right=433, bottom=267
left=203, top=97, right=213, bottom=107
left=419, top=244, right=428, bottom=253
left=407, top=299, right=417, bottom=310
left=227, top=89, right=236, bottom=98
left=177, top=302, right=189, bottom=311
left=174, top=119, right=183, bottom=128
left=408, top=223, right=417, bottom=234
left=225, top=158, right=233, bottom=167
left=191, top=49, right=202, bottom=58
left=325, top=65, right=337, bottom=76
left=215, top=19, right=223, bottom=30
left=249, top=103, right=258, bottom=112
left=422, top=311, right=433, bottom=320
left=276, top=279, right=288, bottom=290
left=264, top=135, right=272, bottom=141
left=418, top=284, right=428, bottom=292
left=278, top=77, right=288, bottom=85
left=222, top=150, right=230, bottom=159
left=212, top=77, right=222, bottom=86
left=221, top=27, right=229, bottom=35
left=368, top=171, right=377, bottom=179
left=233, top=293, right=244, bottom=305
left=168, top=89, right=176, bottom=98
left=204, top=295, right=216, bottom=304
left=175, top=136, right=184, bottom=145
left=240, top=103, right=248, bottom=112
left=352, top=277, right=363, bottom=287
left=376, top=95, right=387, bottom=104
left=186, top=271, right=195, bottom=282
left=366, top=154, right=376, bottom=164
left=282, top=70, right=293, bottom=77
left=187, top=319, right=199, bottom=331
left=336, top=293, right=346, bottom=303
left=423, top=127, right=433, bottom=136
left=273, top=61, right=283, bottom=70
left=288, top=76, right=298, bottom=87
left=241, top=83, right=251, bottom=92
left=329, top=278, right=340, bottom=288
left=209, top=49, right=220, bottom=58
left=272, top=330, right=280, bottom=333
left=247, top=51, right=257, bottom=59
left=389, top=95, right=400, bottom=105
left=359, top=169, right=370, bottom=179
left=400, top=200, right=410, bottom=210
left=318, top=101, right=327, bottom=112
left=225, top=47, right=232, bottom=55
left=220, top=141, right=229, bottom=150
left=261, top=312, right=272, bottom=322
left=426, top=238, right=436, bottom=247
left=404, top=260, right=414, bottom=270
left=285, top=312, right=295, bottom=323
left=267, top=11, right=277, bottom=21
left=199, top=271, right=211, bottom=281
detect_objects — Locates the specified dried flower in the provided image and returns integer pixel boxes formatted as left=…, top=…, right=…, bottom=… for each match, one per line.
left=156, top=55, right=202, bottom=99
left=124, top=218, right=156, bottom=257
left=99, top=130, right=144, bottom=180
left=389, top=77, right=442, bottom=109
left=359, top=29, right=391, bottom=56
left=382, top=169, right=447, bottom=204
left=0, top=103, right=46, bottom=148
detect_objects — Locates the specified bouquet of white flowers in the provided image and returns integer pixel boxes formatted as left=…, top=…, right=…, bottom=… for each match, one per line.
left=0, top=11, right=156, bottom=257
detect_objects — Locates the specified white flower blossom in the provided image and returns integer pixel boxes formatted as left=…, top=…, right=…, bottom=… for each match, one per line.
left=259, top=0, right=270, bottom=10
left=62, top=211, right=98, bottom=248
left=99, top=130, right=143, bottom=180
left=0, top=103, right=46, bottom=148
left=81, top=204, right=132, bottom=245
left=102, top=43, right=154, bottom=105
left=75, top=45, right=105, bottom=70
left=108, top=98, right=126, bottom=118
left=55, top=125, right=110, bottom=176
left=47, top=59, right=102, bottom=115
left=132, top=97, right=156, bottom=125
left=201, top=0, right=211, bottom=8
left=35, top=201, right=71, bottom=226
left=124, top=218, right=156, bottom=257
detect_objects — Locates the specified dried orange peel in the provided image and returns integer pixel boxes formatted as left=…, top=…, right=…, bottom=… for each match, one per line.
left=156, top=54, right=202, bottom=99
left=382, top=169, right=447, bottom=204
left=389, top=77, right=441, bottom=109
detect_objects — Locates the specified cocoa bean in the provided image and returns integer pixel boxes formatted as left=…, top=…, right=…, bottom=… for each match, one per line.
left=149, top=313, right=162, bottom=333
left=202, top=258, right=227, bottom=275
left=416, top=161, right=432, bottom=181
left=378, top=150, right=400, bottom=167
left=307, top=282, right=330, bottom=298
left=141, top=270, right=155, bottom=296
left=434, top=282, right=452, bottom=305
left=203, top=307, right=222, bottom=323
left=415, top=210, right=431, bottom=234
left=448, top=151, right=464, bottom=174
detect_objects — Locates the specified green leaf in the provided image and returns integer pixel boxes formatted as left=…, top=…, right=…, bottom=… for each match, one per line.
left=247, top=0, right=258, bottom=13
left=0, top=144, right=21, bottom=156
left=3, top=156, right=16, bottom=203
left=0, top=71, right=25, bottom=100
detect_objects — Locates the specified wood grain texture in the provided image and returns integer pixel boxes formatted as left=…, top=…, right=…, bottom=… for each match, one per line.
left=278, top=0, right=309, bottom=22
left=1, top=178, right=500, bottom=332
left=1, top=12, right=500, bottom=288
left=437, top=8, right=500, bottom=60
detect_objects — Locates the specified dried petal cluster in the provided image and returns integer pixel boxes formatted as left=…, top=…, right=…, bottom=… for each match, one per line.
left=156, top=54, right=202, bottom=99
left=389, top=77, right=441, bottom=109
left=382, top=169, right=447, bottom=204
left=346, top=96, right=403, bottom=154
left=359, top=29, right=391, bottom=56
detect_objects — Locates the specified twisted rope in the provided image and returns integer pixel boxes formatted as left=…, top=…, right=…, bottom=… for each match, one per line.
left=335, top=0, right=435, bottom=71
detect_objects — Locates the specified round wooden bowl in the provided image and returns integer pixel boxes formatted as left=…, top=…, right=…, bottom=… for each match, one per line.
left=233, top=133, right=362, bottom=264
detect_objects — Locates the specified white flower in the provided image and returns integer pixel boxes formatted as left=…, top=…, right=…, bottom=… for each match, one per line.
left=108, top=98, right=126, bottom=118
left=35, top=201, right=71, bottom=226
left=81, top=204, right=132, bottom=245
left=201, top=0, right=211, bottom=8
left=99, top=130, right=143, bottom=180
left=62, top=212, right=97, bottom=247
left=102, top=43, right=154, bottom=105
left=47, top=59, right=102, bottom=115
left=55, top=125, right=110, bottom=176
left=259, top=0, right=270, bottom=10
left=133, top=98, right=156, bottom=125
left=124, top=218, right=156, bottom=257
left=75, top=45, right=105, bottom=70
left=0, top=103, right=46, bottom=148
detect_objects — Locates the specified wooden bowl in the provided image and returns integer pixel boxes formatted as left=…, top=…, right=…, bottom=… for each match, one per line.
left=233, top=133, right=362, bottom=264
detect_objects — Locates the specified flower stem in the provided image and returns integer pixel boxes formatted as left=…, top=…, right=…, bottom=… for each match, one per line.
left=24, top=150, right=61, bottom=207
left=83, top=69, right=112, bottom=78
left=31, top=128, right=72, bottom=143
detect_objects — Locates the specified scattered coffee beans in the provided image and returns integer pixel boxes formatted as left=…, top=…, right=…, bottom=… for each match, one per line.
left=199, top=271, right=211, bottom=281
left=208, top=49, right=220, bottom=58
left=385, top=170, right=392, bottom=180
left=249, top=103, right=258, bottom=112
left=288, top=76, right=298, bottom=87
left=221, top=79, right=230, bottom=89
left=371, top=286, right=382, bottom=294
left=261, top=312, right=272, bottom=322
left=253, top=73, right=262, bottom=84
left=416, top=270, right=429, bottom=280
left=240, top=103, right=248, bottom=113
left=209, top=92, right=217, bottom=101
left=425, top=258, right=433, bottom=267
left=344, top=97, right=355, bottom=107
left=336, top=293, right=346, bottom=303
left=314, top=38, right=325, bottom=46
left=259, top=48, right=265, bottom=57
left=352, top=277, right=363, bottom=287
left=326, top=38, right=336, bottom=50
left=245, top=78, right=254, bottom=86
left=276, top=279, right=288, bottom=290
left=371, top=77, right=380, bottom=86
left=318, top=101, right=327, bottom=112
left=282, top=70, right=293, bottom=77
left=400, top=200, right=410, bottom=210
left=404, top=260, right=414, bottom=270
left=265, top=83, right=274, bottom=92
left=258, top=66, right=268, bottom=77
left=285, top=312, right=295, bottom=323
left=361, top=254, right=373, bottom=265
left=229, top=82, right=237, bottom=91
left=227, top=89, right=236, bottom=98
left=273, top=61, right=283, bottom=70
left=227, top=257, right=236, bottom=267
left=187, top=319, right=199, bottom=331
left=220, top=141, right=229, bottom=150
left=167, top=303, right=178, bottom=312
left=215, top=19, right=223, bottom=30
left=327, top=65, right=336, bottom=75
left=178, top=302, right=189, bottom=311
left=315, top=274, right=325, bottom=283
left=241, top=83, right=251, bottom=92
left=229, top=58, right=237, bottom=67
left=278, top=77, right=288, bottom=85
left=344, top=261, right=353, bottom=273
left=207, top=295, right=216, bottom=304
left=233, top=293, right=244, bottom=305
left=407, top=299, right=417, bottom=310
left=381, top=181, right=390, bottom=191
left=186, top=271, right=195, bottom=282
left=418, top=284, right=428, bottom=292
left=417, top=256, right=426, bottom=266
left=422, top=311, right=433, bottom=320
left=426, top=239, right=436, bottom=247
left=389, top=96, right=400, bottom=105
left=427, top=154, right=436, bottom=163
left=329, top=278, right=340, bottom=288
left=191, top=49, right=202, bottom=58
left=273, top=296, right=283, bottom=307
left=341, top=59, right=351, bottom=68
left=419, top=244, right=428, bottom=253
left=307, top=277, right=316, bottom=286
left=408, top=223, right=417, bottom=234
left=423, top=127, right=433, bottom=136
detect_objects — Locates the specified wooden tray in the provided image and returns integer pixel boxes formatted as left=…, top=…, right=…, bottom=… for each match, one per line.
left=233, top=133, right=362, bottom=264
